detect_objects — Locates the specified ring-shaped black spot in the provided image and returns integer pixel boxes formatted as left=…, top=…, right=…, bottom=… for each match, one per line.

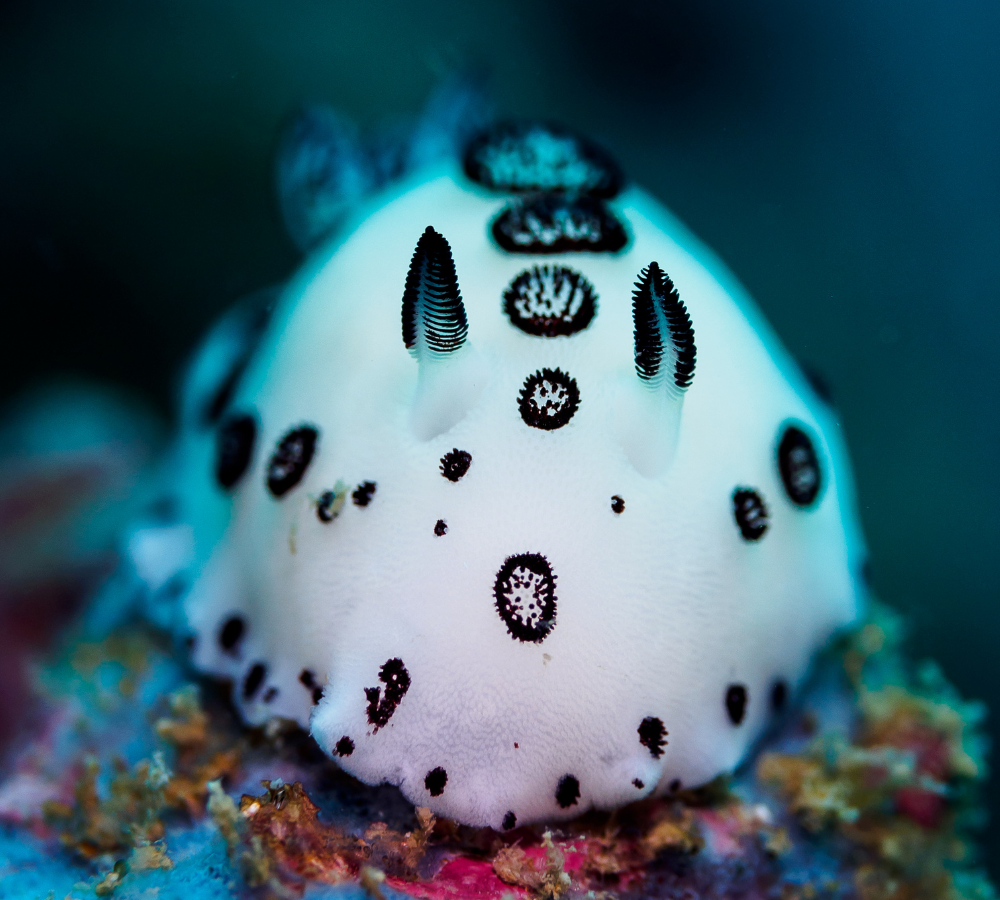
left=215, top=414, right=256, bottom=490
left=335, top=736, right=354, bottom=757
left=267, top=425, right=318, bottom=498
left=771, top=679, right=788, bottom=713
left=440, top=449, right=472, bottom=482
left=732, top=488, right=769, bottom=541
left=503, top=266, right=597, bottom=337
left=424, top=767, right=448, bottom=797
left=638, top=716, right=668, bottom=759
left=494, top=553, right=557, bottom=643
left=726, top=684, right=748, bottom=726
left=556, top=775, right=580, bottom=809
left=492, top=194, right=628, bottom=255
left=352, top=481, right=377, bottom=506
left=218, top=616, right=245, bottom=654
left=243, top=663, right=266, bottom=701
left=365, top=658, right=410, bottom=731
left=777, top=424, right=821, bottom=507
left=518, top=368, right=580, bottom=431
left=502, top=811, right=517, bottom=831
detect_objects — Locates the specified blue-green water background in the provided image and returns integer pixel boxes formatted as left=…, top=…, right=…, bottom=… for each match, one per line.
left=1, top=0, right=997, bottom=875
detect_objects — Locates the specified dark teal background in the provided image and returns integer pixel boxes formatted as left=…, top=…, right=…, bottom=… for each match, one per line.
left=1, top=0, right=997, bottom=873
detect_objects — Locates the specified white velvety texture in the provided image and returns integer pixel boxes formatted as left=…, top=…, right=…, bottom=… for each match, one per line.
left=146, top=166, right=865, bottom=829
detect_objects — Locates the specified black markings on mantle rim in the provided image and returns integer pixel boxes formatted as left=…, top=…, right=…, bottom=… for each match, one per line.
left=638, top=716, right=668, bottom=759
left=267, top=425, right=319, bottom=498
left=492, top=194, right=628, bottom=255
left=732, top=488, right=769, bottom=541
left=494, top=552, right=558, bottom=643
left=218, top=616, right=246, bottom=655
left=365, top=658, right=410, bottom=731
left=726, top=684, right=748, bottom=726
left=215, top=413, right=257, bottom=490
left=243, top=663, right=266, bottom=701
left=424, top=767, right=448, bottom=797
left=777, top=422, right=822, bottom=508
left=556, top=774, right=580, bottom=809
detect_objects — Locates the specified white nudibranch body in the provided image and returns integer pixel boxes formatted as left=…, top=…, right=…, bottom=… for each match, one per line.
left=136, top=122, right=866, bottom=830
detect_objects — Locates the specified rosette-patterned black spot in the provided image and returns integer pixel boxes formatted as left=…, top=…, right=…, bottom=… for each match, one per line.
left=503, top=266, right=597, bottom=337
left=352, top=481, right=377, bottom=506
left=726, top=684, right=748, bottom=725
left=267, top=425, right=318, bottom=498
left=365, top=658, right=410, bottom=731
left=402, top=226, right=468, bottom=356
left=492, top=194, right=628, bottom=255
left=638, top=716, right=668, bottom=759
left=777, top=424, right=821, bottom=507
left=732, top=488, right=769, bottom=541
left=218, top=616, right=245, bottom=654
left=494, top=553, right=557, bottom=642
left=440, top=449, right=472, bottom=482
left=633, top=779, right=645, bottom=789
left=216, top=414, right=256, bottom=490
left=518, top=368, right=580, bottom=431
left=425, top=767, right=448, bottom=797
left=463, top=121, right=623, bottom=197
left=556, top=775, right=580, bottom=809
left=632, top=262, right=696, bottom=391
left=335, top=736, right=354, bottom=756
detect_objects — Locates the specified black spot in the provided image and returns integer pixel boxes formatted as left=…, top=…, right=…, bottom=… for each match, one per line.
left=316, top=488, right=345, bottom=523
left=218, top=616, right=245, bottom=654
left=434, top=519, right=448, bottom=536
left=463, top=120, right=624, bottom=198
left=352, top=481, right=377, bottom=507
left=424, top=767, right=448, bottom=797
left=638, top=716, right=668, bottom=759
left=492, top=194, right=628, bottom=255
left=771, top=679, right=788, bottom=713
left=611, top=495, right=625, bottom=514
left=518, top=368, right=580, bottom=431
left=402, top=226, right=468, bottom=355
left=632, top=262, right=696, bottom=390
left=215, top=414, right=257, bottom=490
left=263, top=687, right=278, bottom=703
left=668, top=779, right=681, bottom=793
left=335, top=736, right=354, bottom=757
left=312, top=687, right=324, bottom=705
left=503, top=266, right=597, bottom=337
left=556, top=775, right=580, bottom=809
left=299, top=669, right=316, bottom=689
left=732, top=488, right=769, bottom=541
left=502, top=811, right=517, bottom=831
left=267, top=426, right=319, bottom=498
left=365, top=658, right=411, bottom=730
left=726, top=684, right=748, bottom=726
left=243, top=663, right=266, bottom=701
left=494, top=553, right=557, bottom=642
left=777, top=424, right=821, bottom=507
left=633, top=779, right=645, bottom=790
left=440, top=449, right=472, bottom=482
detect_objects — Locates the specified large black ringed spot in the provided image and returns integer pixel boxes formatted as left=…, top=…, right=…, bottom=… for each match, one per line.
left=463, top=120, right=623, bottom=198
left=732, top=488, right=769, bottom=541
left=503, top=266, right=597, bottom=337
left=352, top=481, right=377, bottom=507
left=494, top=553, right=557, bottom=643
left=243, top=663, right=266, bottom=701
left=726, top=684, right=748, bottom=726
left=267, top=425, right=318, bottom=498
left=518, top=368, right=580, bottom=431
left=492, top=194, right=628, bottom=255
left=365, top=658, right=410, bottom=731
left=502, top=811, right=517, bottom=831
left=218, top=616, right=245, bottom=654
left=638, top=716, right=668, bottom=759
left=556, top=775, right=580, bottom=809
left=335, top=736, right=354, bottom=757
left=440, top=449, right=472, bottom=482
left=425, top=767, right=448, bottom=797
left=777, top=424, right=822, bottom=507
left=215, top=414, right=256, bottom=490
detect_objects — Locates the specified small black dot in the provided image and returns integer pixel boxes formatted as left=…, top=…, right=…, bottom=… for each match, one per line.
left=556, top=775, right=580, bottom=809
left=263, top=687, right=278, bottom=703
left=638, top=716, right=668, bottom=759
left=502, top=811, right=517, bottom=831
left=267, top=425, right=319, bottom=498
left=335, top=736, right=354, bottom=757
left=243, top=663, right=266, bottom=700
left=218, top=616, right=245, bottom=654
left=632, top=778, right=644, bottom=790
left=215, top=414, right=256, bottom=490
left=771, top=679, right=788, bottom=713
left=732, top=488, right=769, bottom=541
left=425, top=767, right=448, bottom=797
left=299, top=669, right=316, bottom=689
left=668, top=779, right=681, bottom=793
left=316, top=489, right=345, bottom=522
left=518, top=368, right=580, bottom=430
left=352, top=481, right=377, bottom=506
left=434, top=519, right=448, bottom=536
left=312, top=687, right=324, bottom=705
left=777, top=424, right=821, bottom=507
left=440, top=449, right=472, bottom=482
left=611, top=495, right=625, bottom=514
left=726, top=684, right=748, bottom=726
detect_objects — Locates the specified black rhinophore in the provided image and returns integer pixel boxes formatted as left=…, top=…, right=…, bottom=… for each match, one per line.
left=267, top=425, right=318, bottom=498
left=215, top=414, right=257, bottom=490
left=777, top=424, right=822, bottom=507
left=402, top=226, right=468, bottom=356
left=494, top=552, right=557, bottom=642
left=632, top=262, right=696, bottom=390
left=503, top=265, right=597, bottom=337
left=463, top=120, right=624, bottom=198
left=732, top=488, right=769, bottom=541
left=492, top=193, right=628, bottom=255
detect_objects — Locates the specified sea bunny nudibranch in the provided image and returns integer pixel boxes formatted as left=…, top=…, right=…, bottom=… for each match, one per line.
left=130, top=112, right=867, bottom=829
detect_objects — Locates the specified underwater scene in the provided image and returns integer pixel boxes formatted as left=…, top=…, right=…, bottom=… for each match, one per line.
left=1, top=2, right=997, bottom=897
